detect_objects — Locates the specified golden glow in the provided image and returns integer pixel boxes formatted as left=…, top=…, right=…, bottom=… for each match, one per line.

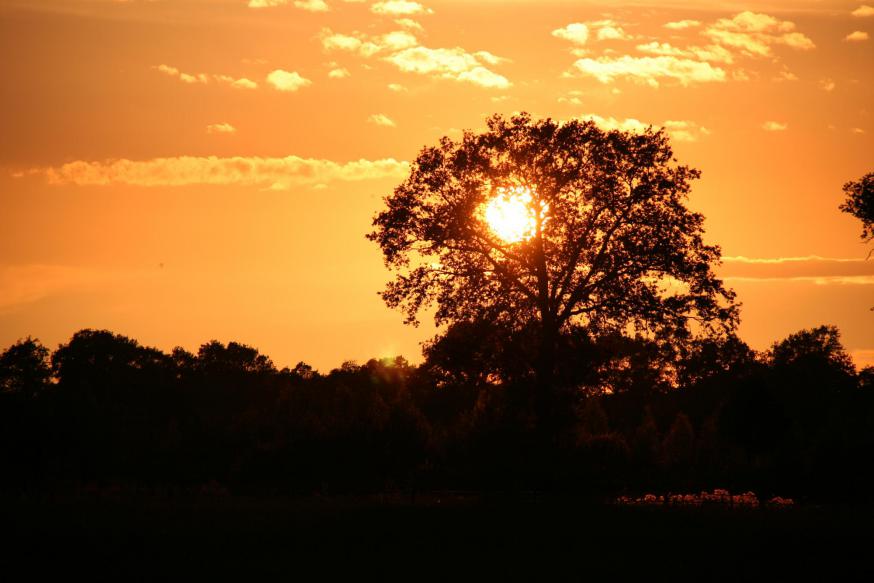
left=1, top=1, right=873, bottom=371
left=481, top=186, right=547, bottom=243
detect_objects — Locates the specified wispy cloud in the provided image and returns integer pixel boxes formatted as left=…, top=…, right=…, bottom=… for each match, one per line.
left=636, top=41, right=734, bottom=64
left=206, top=123, right=236, bottom=134
left=0, top=264, right=141, bottom=312
left=720, top=255, right=874, bottom=284
left=582, top=114, right=710, bottom=142
left=248, top=0, right=329, bottom=11
left=368, top=113, right=396, bottom=127
left=762, top=120, right=788, bottom=131
left=395, top=18, right=423, bottom=31
left=851, top=5, right=874, bottom=17
left=845, top=30, right=870, bottom=42
left=664, top=19, right=700, bottom=30
left=153, top=64, right=257, bottom=89
left=37, top=156, right=410, bottom=190
left=320, top=28, right=417, bottom=56
left=703, top=11, right=815, bottom=57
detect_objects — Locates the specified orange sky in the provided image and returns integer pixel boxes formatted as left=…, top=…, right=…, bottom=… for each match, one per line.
left=1, top=0, right=872, bottom=371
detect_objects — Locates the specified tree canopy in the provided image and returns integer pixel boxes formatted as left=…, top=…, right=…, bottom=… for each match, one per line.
left=368, top=113, right=737, bottom=389
left=839, top=171, right=874, bottom=243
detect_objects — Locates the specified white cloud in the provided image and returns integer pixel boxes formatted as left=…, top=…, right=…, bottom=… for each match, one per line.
left=852, top=5, right=874, bottom=17
left=395, top=18, right=422, bottom=30
left=381, top=30, right=419, bottom=51
left=583, top=114, right=648, bottom=133
left=664, top=19, right=700, bottom=30
left=295, top=0, right=329, bottom=11
left=773, top=69, right=798, bottom=82
left=320, top=26, right=509, bottom=89
left=552, top=23, right=589, bottom=45
left=387, top=83, right=408, bottom=91
left=385, top=46, right=511, bottom=88
left=663, top=119, right=710, bottom=142
left=328, top=67, right=350, bottom=78
left=570, top=55, right=726, bottom=87
left=40, top=156, right=410, bottom=190
left=593, top=20, right=632, bottom=41
left=845, top=30, right=869, bottom=41
left=553, top=19, right=632, bottom=45
left=266, top=69, right=312, bottom=92
left=704, top=11, right=815, bottom=57
left=762, top=121, right=788, bottom=131
left=820, top=78, right=835, bottom=91
left=206, top=123, right=236, bottom=134
left=850, top=127, right=866, bottom=134
left=248, top=0, right=329, bottom=9
left=371, top=1, right=428, bottom=16
left=368, top=113, right=396, bottom=127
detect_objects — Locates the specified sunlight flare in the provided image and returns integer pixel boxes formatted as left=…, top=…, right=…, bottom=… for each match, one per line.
left=481, top=185, right=547, bottom=243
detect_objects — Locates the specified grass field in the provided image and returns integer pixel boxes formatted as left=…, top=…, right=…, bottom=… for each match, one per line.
left=2, top=494, right=872, bottom=581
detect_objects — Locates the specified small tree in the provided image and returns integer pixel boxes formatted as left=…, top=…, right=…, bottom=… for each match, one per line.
left=0, top=337, right=52, bottom=398
left=368, top=113, right=737, bottom=415
left=839, top=171, right=874, bottom=246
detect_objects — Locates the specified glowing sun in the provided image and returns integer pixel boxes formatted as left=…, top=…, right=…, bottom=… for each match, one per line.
left=481, top=185, right=546, bottom=243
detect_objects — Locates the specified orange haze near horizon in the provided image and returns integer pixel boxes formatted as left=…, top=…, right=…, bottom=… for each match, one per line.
left=1, top=0, right=872, bottom=371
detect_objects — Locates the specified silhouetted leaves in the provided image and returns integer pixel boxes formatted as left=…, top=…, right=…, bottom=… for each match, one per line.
left=369, top=113, right=739, bottom=400
left=0, top=323, right=871, bottom=500
left=840, top=171, right=874, bottom=243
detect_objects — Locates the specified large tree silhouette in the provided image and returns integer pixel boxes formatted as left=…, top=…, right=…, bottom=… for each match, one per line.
left=368, top=113, right=737, bottom=408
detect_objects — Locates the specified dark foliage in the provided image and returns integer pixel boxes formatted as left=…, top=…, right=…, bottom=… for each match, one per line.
left=839, top=171, right=874, bottom=243
left=1, top=323, right=872, bottom=501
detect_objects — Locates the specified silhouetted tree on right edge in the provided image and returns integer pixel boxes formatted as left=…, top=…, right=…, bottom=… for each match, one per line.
left=840, top=171, right=874, bottom=246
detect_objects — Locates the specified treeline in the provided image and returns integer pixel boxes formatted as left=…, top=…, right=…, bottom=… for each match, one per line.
left=1, top=325, right=872, bottom=500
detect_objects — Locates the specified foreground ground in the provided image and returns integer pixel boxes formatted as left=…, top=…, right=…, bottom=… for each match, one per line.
left=2, top=494, right=871, bottom=581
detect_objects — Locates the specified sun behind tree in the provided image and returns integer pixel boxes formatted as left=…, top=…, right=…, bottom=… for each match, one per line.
left=480, top=185, right=548, bottom=244
left=368, top=113, right=738, bottom=418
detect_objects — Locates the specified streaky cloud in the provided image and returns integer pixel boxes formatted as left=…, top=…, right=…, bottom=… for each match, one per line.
left=38, top=156, right=410, bottom=190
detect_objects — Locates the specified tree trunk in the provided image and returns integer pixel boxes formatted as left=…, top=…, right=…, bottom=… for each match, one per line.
left=535, top=314, right=557, bottom=427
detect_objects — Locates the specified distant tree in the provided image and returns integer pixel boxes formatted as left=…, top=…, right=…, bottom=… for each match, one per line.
left=839, top=171, right=874, bottom=245
left=52, top=329, right=172, bottom=396
left=0, top=337, right=51, bottom=398
left=675, top=334, right=759, bottom=387
left=196, top=340, right=275, bottom=374
left=769, top=325, right=857, bottom=394
left=770, top=325, right=855, bottom=377
left=368, top=113, right=737, bottom=414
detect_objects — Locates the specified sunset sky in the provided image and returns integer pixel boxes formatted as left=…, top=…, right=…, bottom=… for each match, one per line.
left=1, top=0, right=872, bottom=371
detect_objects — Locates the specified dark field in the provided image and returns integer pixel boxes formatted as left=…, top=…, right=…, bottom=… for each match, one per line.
left=2, top=495, right=871, bottom=581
